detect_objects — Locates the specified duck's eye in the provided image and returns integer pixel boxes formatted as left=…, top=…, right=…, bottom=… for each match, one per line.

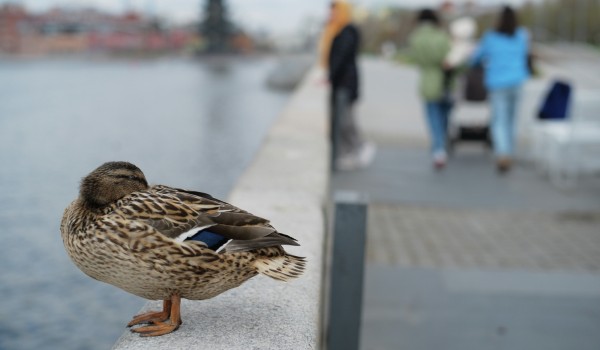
left=128, top=175, right=137, bottom=180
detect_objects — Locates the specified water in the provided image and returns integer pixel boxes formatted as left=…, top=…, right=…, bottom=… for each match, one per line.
left=0, top=56, right=291, bottom=350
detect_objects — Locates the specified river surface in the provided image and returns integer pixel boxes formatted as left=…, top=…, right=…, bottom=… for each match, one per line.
left=0, top=56, right=291, bottom=350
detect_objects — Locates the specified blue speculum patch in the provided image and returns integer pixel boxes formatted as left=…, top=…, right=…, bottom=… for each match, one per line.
left=187, top=230, right=228, bottom=251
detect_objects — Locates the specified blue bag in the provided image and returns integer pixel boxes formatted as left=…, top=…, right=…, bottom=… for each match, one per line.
left=538, top=81, right=572, bottom=120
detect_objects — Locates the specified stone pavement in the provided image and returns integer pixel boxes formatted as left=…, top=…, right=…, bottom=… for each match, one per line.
left=361, top=267, right=600, bottom=350
left=331, top=56, right=600, bottom=350
left=367, top=203, right=600, bottom=270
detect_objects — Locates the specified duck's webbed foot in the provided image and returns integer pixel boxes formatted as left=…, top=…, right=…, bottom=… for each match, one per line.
left=129, top=294, right=182, bottom=337
left=130, top=320, right=181, bottom=337
left=127, top=299, right=171, bottom=327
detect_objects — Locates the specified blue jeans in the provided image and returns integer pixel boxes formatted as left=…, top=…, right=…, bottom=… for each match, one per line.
left=490, top=85, right=522, bottom=157
left=424, top=101, right=451, bottom=155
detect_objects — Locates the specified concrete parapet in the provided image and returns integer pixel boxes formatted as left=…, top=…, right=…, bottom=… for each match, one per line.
left=113, top=66, right=328, bottom=349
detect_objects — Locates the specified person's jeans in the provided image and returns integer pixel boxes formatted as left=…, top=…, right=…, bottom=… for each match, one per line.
left=424, top=100, right=451, bottom=155
left=490, top=85, right=522, bottom=157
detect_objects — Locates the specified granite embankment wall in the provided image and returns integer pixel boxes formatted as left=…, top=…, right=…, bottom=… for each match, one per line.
left=113, top=66, right=328, bottom=350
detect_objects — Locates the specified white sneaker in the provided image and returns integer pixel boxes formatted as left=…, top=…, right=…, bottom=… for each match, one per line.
left=357, top=142, right=376, bottom=167
left=336, top=143, right=377, bottom=171
left=433, top=150, right=447, bottom=170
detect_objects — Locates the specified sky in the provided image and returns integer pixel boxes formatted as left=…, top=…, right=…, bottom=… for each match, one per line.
left=1, top=0, right=532, bottom=34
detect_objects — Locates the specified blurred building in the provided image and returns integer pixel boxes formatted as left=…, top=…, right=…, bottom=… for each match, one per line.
left=0, top=3, right=27, bottom=53
left=0, top=2, right=260, bottom=56
left=0, top=3, right=198, bottom=56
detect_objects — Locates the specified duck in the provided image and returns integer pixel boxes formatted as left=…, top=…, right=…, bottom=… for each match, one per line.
left=60, top=161, right=305, bottom=337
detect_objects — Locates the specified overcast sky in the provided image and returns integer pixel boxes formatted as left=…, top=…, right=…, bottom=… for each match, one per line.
left=1, top=0, right=531, bottom=33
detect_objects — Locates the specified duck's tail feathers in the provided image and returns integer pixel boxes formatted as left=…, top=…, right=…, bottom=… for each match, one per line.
left=222, top=232, right=299, bottom=253
left=254, top=254, right=306, bottom=282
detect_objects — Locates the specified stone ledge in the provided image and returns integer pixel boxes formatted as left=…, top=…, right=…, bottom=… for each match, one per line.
left=112, top=66, right=327, bottom=350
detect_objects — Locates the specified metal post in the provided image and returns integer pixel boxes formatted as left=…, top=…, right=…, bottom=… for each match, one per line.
left=577, top=0, right=588, bottom=43
left=559, top=0, right=569, bottom=42
left=534, top=0, right=545, bottom=41
left=326, top=191, right=367, bottom=350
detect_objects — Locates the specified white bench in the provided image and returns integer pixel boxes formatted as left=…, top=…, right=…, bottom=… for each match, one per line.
left=532, top=88, right=600, bottom=187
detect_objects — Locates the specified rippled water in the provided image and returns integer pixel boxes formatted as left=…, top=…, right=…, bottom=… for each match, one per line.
left=0, top=56, right=291, bottom=350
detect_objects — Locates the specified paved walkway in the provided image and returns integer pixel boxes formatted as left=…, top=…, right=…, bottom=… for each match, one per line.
left=368, top=203, right=600, bottom=270
left=331, top=55, right=600, bottom=350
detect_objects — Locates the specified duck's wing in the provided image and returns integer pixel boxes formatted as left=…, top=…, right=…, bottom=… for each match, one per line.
left=166, top=187, right=300, bottom=251
left=110, top=185, right=220, bottom=242
left=112, top=185, right=299, bottom=251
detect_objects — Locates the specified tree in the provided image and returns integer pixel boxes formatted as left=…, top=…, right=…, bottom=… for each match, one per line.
left=199, top=0, right=232, bottom=53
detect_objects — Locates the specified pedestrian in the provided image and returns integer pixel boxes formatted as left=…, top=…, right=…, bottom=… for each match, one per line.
left=408, top=8, right=452, bottom=169
left=471, top=6, right=530, bottom=173
left=320, top=0, right=375, bottom=171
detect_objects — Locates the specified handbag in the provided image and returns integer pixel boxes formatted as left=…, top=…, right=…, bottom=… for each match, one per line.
left=463, top=65, right=487, bottom=102
left=538, top=80, right=572, bottom=120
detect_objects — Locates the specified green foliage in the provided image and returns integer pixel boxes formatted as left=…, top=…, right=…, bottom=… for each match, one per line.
left=356, top=8, right=415, bottom=54
left=356, top=0, right=600, bottom=54
left=506, top=0, right=599, bottom=45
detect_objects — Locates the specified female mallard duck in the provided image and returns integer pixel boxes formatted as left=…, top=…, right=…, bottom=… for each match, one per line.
left=60, top=161, right=305, bottom=337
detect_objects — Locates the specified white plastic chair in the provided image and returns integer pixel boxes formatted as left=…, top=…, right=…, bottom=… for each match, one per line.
left=533, top=88, right=600, bottom=187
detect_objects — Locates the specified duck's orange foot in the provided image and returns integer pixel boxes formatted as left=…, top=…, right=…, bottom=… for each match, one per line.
left=127, top=310, right=169, bottom=327
left=128, top=294, right=182, bottom=337
left=130, top=320, right=181, bottom=337
left=127, top=299, right=172, bottom=327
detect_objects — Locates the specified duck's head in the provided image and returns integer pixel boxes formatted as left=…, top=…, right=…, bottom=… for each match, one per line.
left=80, top=161, right=148, bottom=209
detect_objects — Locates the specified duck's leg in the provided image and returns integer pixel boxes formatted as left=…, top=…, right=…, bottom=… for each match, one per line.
left=127, top=299, right=172, bottom=327
left=130, top=294, right=182, bottom=337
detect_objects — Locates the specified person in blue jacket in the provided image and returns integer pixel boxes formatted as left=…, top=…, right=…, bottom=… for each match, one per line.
left=471, top=6, right=529, bottom=173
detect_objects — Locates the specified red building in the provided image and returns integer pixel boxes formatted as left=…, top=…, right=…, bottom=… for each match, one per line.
left=0, top=4, right=28, bottom=53
left=0, top=4, right=198, bottom=55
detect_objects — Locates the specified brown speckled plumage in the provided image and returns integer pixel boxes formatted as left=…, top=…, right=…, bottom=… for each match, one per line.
left=60, top=161, right=305, bottom=336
